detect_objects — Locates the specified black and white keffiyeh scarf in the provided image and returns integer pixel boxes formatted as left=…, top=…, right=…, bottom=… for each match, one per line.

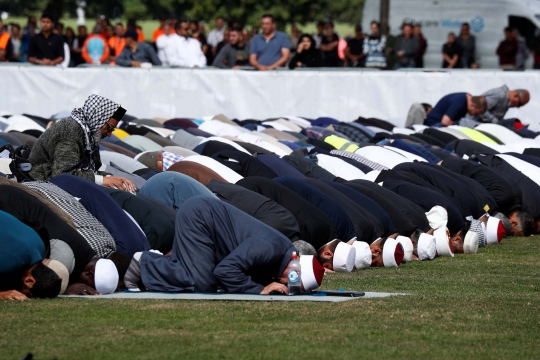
left=70, top=94, right=122, bottom=163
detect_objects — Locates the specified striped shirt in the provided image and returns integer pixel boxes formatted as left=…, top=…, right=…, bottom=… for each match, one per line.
left=330, top=150, right=388, bottom=171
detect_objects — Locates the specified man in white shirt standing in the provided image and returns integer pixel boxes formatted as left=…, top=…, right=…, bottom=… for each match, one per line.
left=207, top=16, right=226, bottom=56
left=166, top=20, right=206, bottom=68
left=156, top=21, right=174, bottom=66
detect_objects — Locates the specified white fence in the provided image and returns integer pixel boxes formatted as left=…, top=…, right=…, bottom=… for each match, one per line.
left=1, top=66, right=539, bottom=129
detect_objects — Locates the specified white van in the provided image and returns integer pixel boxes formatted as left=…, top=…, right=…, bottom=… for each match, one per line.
left=362, top=0, right=540, bottom=68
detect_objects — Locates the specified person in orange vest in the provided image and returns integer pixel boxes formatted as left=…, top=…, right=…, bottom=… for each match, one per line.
left=127, top=19, right=145, bottom=42
left=0, top=18, right=13, bottom=62
left=82, top=25, right=110, bottom=65
left=108, top=23, right=126, bottom=61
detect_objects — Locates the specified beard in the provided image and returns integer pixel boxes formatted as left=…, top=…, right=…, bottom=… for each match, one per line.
left=92, top=130, right=103, bottom=143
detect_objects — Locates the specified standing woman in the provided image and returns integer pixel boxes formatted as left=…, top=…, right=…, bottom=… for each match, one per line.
left=28, top=94, right=136, bottom=191
left=289, top=34, right=323, bottom=69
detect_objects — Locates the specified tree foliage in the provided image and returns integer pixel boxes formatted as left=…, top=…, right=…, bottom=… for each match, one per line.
left=0, top=0, right=365, bottom=27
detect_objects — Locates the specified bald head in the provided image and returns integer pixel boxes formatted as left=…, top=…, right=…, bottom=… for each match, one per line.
left=509, top=89, right=530, bottom=108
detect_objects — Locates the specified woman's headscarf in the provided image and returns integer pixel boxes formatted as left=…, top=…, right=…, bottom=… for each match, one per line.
left=70, top=94, right=124, bottom=153
left=296, top=34, right=317, bottom=55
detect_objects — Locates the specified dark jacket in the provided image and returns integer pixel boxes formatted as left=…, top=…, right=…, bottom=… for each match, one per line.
left=496, top=38, right=518, bottom=66
left=140, top=197, right=295, bottom=294
left=103, top=189, right=176, bottom=254
left=274, top=176, right=356, bottom=242
left=343, top=179, right=431, bottom=235
left=29, top=117, right=104, bottom=182
left=237, top=176, right=337, bottom=249
left=206, top=180, right=301, bottom=241
left=0, top=184, right=95, bottom=281
left=50, top=175, right=150, bottom=258
left=440, top=158, right=522, bottom=214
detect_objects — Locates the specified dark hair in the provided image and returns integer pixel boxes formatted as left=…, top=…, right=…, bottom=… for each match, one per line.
left=55, top=22, right=64, bottom=31
left=460, top=220, right=472, bottom=241
left=175, top=20, right=189, bottom=30
left=326, top=21, right=334, bottom=28
left=11, top=23, right=21, bottom=31
left=229, top=27, right=243, bottom=34
left=462, top=22, right=470, bottom=28
left=517, top=211, right=534, bottom=236
left=371, top=21, right=380, bottom=29
left=41, top=13, right=56, bottom=24
left=216, top=16, right=225, bottom=21
left=29, top=263, right=61, bottom=298
left=65, top=27, right=75, bottom=37
left=402, top=22, right=413, bottom=30
left=127, top=18, right=137, bottom=27
left=421, top=103, right=432, bottom=112
left=355, top=24, right=362, bottom=31
left=448, top=32, right=456, bottom=38
left=504, top=26, right=513, bottom=33
left=108, top=251, right=131, bottom=283
left=261, top=14, right=275, bottom=23
left=115, top=22, right=124, bottom=28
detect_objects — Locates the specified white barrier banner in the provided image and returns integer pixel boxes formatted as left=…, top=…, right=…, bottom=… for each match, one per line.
left=1, top=66, right=539, bottom=129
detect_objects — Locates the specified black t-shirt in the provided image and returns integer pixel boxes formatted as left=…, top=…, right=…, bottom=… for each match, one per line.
left=347, top=37, right=364, bottom=55
left=28, top=32, right=64, bottom=60
left=442, top=42, right=463, bottom=68
left=321, top=33, right=340, bottom=67
left=233, top=43, right=249, bottom=66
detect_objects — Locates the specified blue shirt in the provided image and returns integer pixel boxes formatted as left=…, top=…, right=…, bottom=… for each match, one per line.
left=250, top=31, right=291, bottom=66
left=0, top=210, right=44, bottom=276
left=426, top=92, right=468, bottom=127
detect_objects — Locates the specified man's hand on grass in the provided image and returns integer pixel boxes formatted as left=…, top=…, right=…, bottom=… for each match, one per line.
left=0, top=290, right=28, bottom=301
left=64, top=283, right=101, bottom=296
left=260, top=282, right=288, bottom=295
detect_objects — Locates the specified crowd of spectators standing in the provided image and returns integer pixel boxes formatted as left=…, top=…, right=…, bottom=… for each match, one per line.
left=0, top=12, right=539, bottom=70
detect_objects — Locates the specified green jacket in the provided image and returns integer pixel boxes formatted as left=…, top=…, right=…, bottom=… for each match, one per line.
left=29, top=117, right=103, bottom=182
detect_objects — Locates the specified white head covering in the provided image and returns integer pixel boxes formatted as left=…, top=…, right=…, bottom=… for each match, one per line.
left=382, top=238, right=404, bottom=267
left=95, top=259, right=119, bottom=295
left=417, top=233, right=437, bottom=260
left=396, top=236, right=414, bottom=262
left=352, top=241, right=372, bottom=269
left=333, top=242, right=356, bottom=272
left=484, top=216, right=504, bottom=245
left=433, top=228, right=454, bottom=257
left=299, top=255, right=325, bottom=292
left=463, top=231, right=479, bottom=254
left=425, top=206, right=448, bottom=230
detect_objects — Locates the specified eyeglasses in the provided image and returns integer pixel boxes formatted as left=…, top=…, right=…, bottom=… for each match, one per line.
left=104, top=122, right=116, bottom=132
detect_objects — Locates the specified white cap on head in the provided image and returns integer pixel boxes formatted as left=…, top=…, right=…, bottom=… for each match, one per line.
left=417, top=233, right=437, bottom=260
left=299, top=255, right=325, bottom=292
left=44, top=259, right=69, bottom=295
left=485, top=217, right=504, bottom=245
left=382, top=238, right=404, bottom=267
left=463, top=231, right=479, bottom=254
left=333, top=242, right=356, bottom=272
left=434, top=227, right=454, bottom=257
left=352, top=241, right=372, bottom=269
left=425, top=206, right=448, bottom=230
left=95, top=259, right=119, bottom=295
left=396, top=236, right=414, bottom=262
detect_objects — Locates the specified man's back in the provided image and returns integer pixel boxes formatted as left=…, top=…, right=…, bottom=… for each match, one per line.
left=426, top=92, right=468, bottom=126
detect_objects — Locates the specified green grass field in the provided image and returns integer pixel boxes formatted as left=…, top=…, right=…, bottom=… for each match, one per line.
left=4, top=17, right=357, bottom=41
left=1, top=236, right=539, bottom=359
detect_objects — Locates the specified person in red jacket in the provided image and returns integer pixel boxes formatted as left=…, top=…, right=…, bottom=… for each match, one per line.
left=496, top=27, right=518, bottom=69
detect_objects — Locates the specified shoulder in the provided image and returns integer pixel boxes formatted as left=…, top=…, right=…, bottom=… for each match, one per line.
left=138, top=42, right=152, bottom=50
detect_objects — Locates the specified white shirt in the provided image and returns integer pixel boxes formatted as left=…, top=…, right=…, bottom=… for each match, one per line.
left=165, top=34, right=207, bottom=68
left=207, top=28, right=225, bottom=47
left=182, top=155, right=243, bottom=183
left=156, top=34, right=174, bottom=66
left=316, top=154, right=366, bottom=180
left=57, top=42, right=70, bottom=68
